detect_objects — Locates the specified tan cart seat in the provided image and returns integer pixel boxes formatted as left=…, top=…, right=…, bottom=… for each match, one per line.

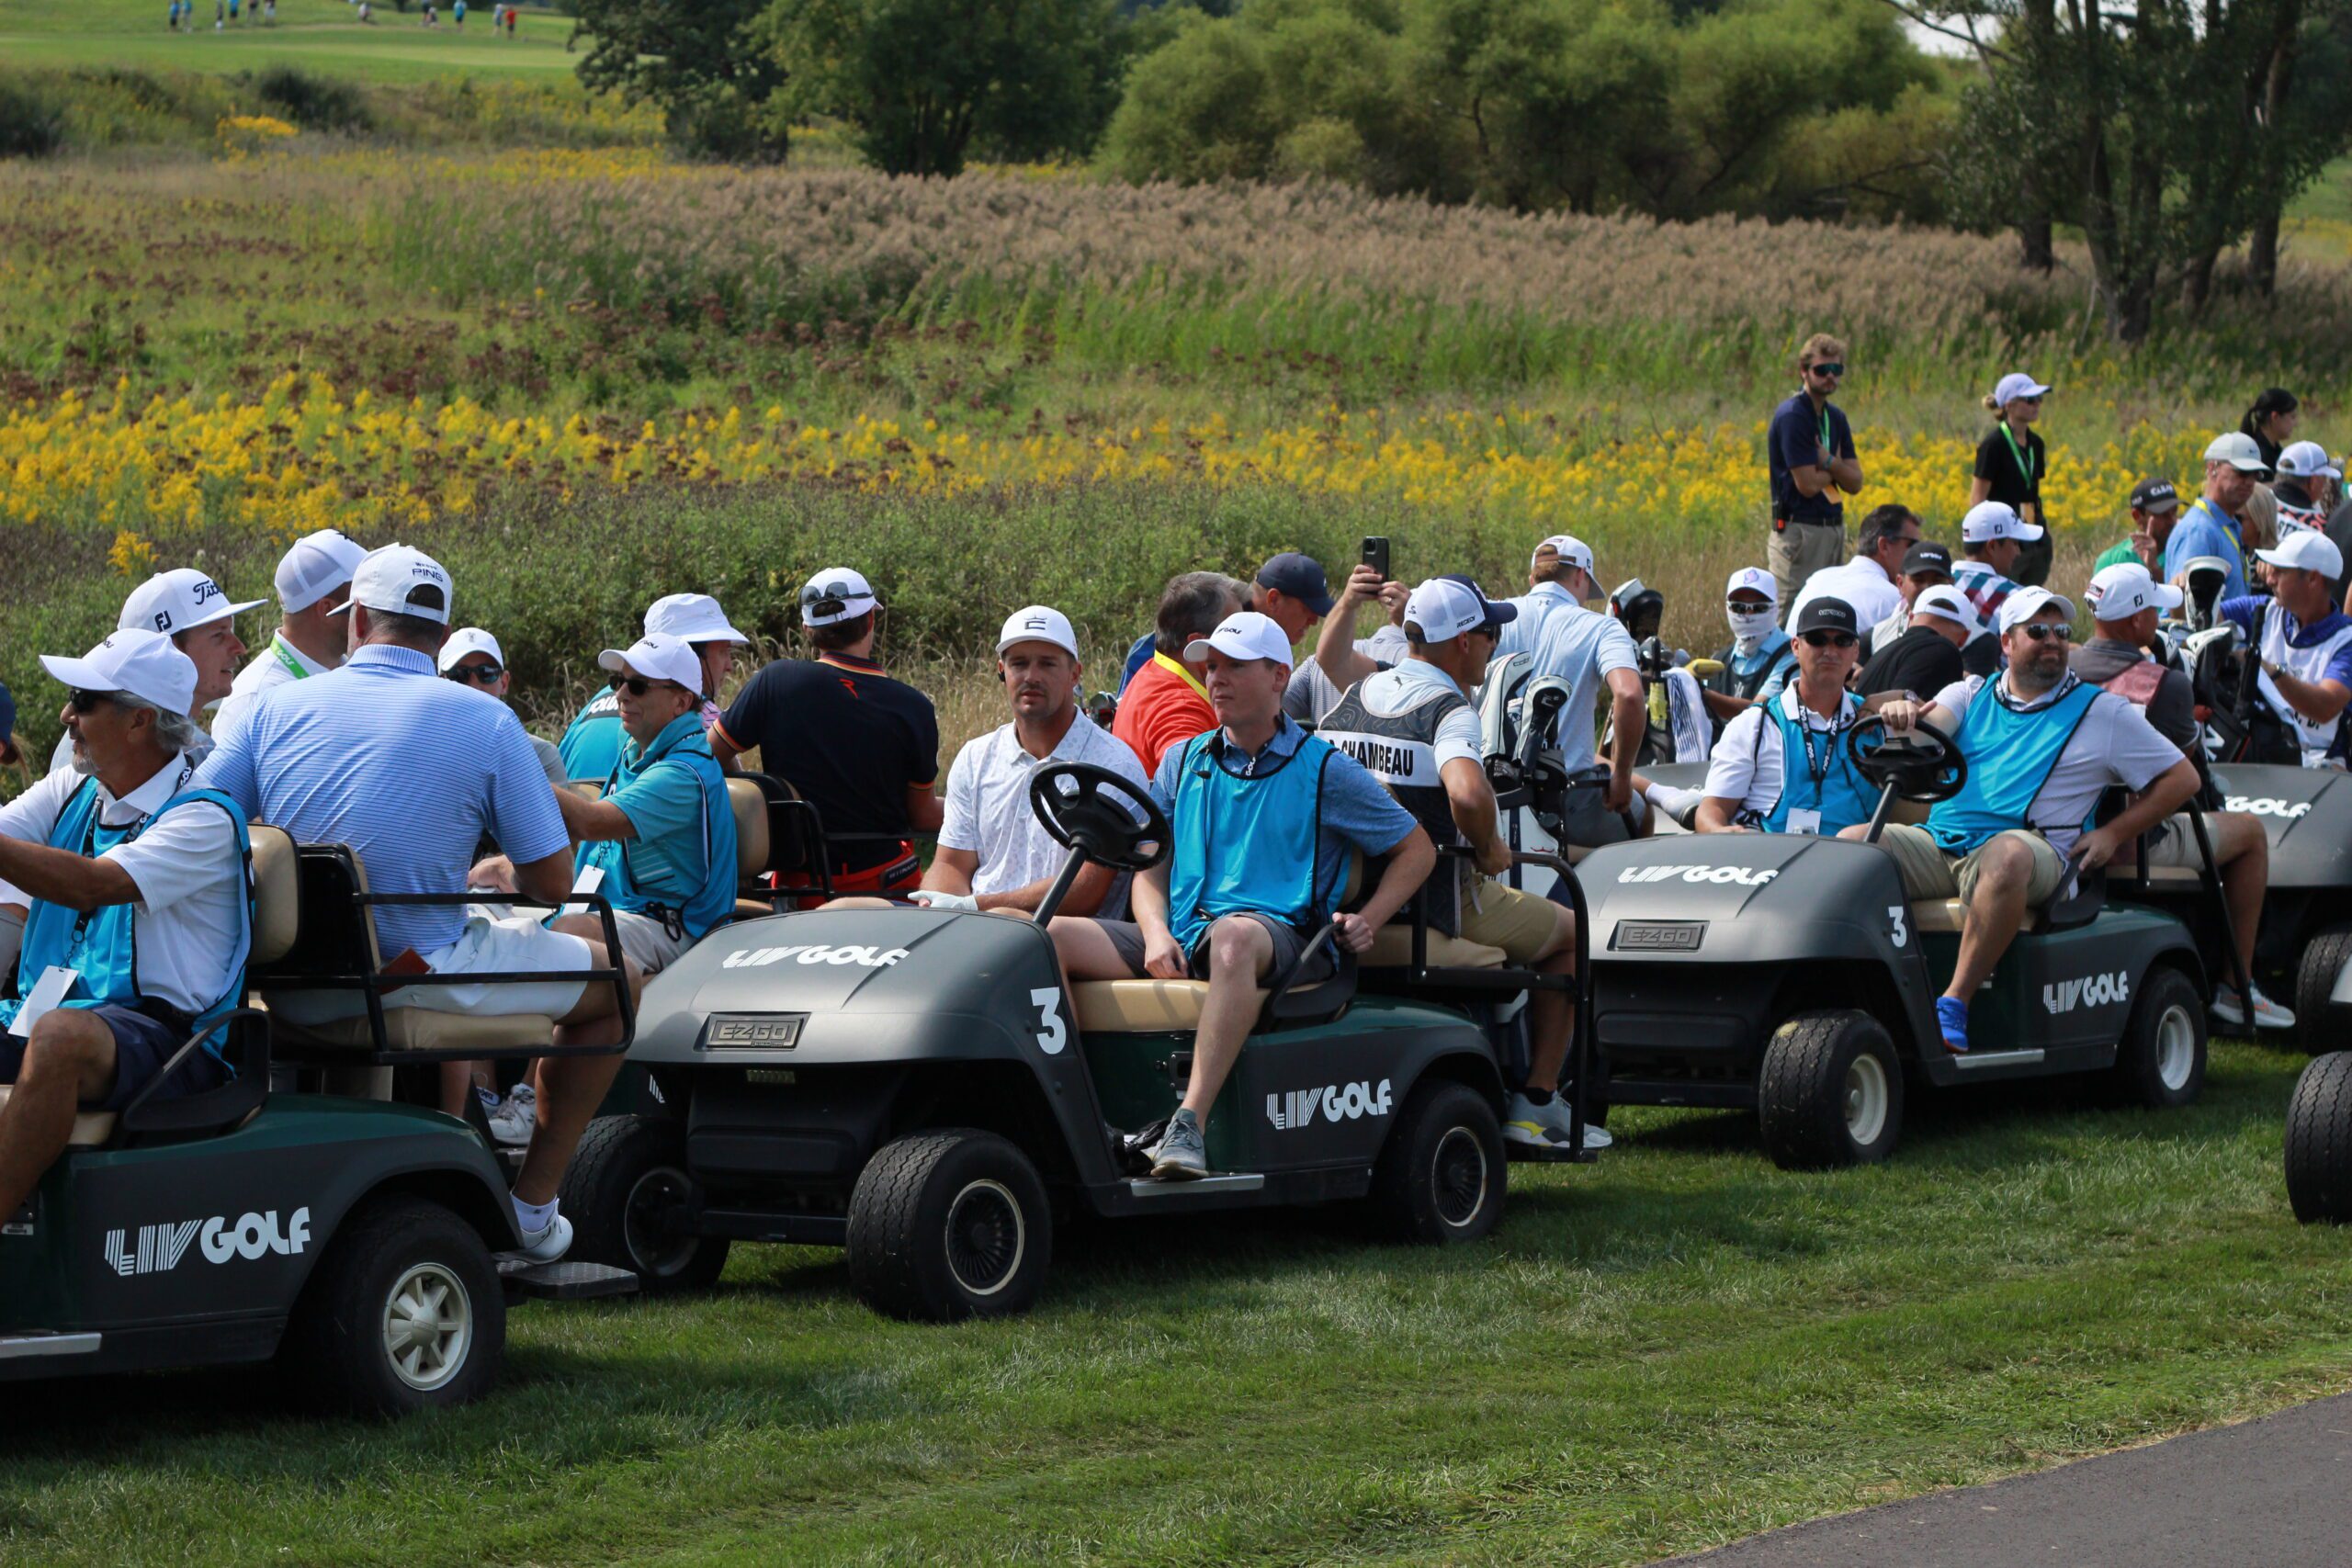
left=0, top=1086, right=116, bottom=1149
left=1362, top=927, right=1509, bottom=969
left=1910, top=898, right=2040, bottom=935
left=1071, top=979, right=1269, bottom=1033
left=727, top=777, right=770, bottom=880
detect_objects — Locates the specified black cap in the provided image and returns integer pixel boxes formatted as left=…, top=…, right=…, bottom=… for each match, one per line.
left=2129, top=477, right=2179, bottom=513
left=1900, top=542, right=1953, bottom=580
left=1793, top=596, right=1859, bottom=637
left=1256, top=552, right=1336, bottom=616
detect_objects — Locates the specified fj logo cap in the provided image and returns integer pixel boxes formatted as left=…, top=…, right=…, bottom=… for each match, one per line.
left=437, top=626, right=506, bottom=674
left=330, top=544, right=453, bottom=625
left=2087, top=563, right=2183, bottom=621
left=118, top=568, right=266, bottom=638
left=40, top=629, right=199, bottom=718
left=995, top=604, right=1080, bottom=661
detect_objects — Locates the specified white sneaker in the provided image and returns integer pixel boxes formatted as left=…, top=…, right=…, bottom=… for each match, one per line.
left=1505, top=1092, right=1609, bottom=1151
left=510, top=1209, right=571, bottom=1264
left=487, top=1083, right=537, bottom=1147
left=2213, top=985, right=2296, bottom=1031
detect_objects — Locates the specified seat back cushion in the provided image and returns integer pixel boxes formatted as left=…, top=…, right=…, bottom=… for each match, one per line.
left=248, top=825, right=302, bottom=965
left=727, top=777, right=771, bottom=880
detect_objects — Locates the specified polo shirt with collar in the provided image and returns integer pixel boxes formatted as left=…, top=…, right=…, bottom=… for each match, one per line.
left=1789, top=558, right=1905, bottom=630
left=213, top=631, right=334, bottom=751
left=1924, top=672, right=2184, bottom=857
left=1494, top=581, right=1577, bottom=664
left=938, top=709, right=1150, bottom=912
left=2165, top=497, right=2249, bottom=602
left=1702, top=683, right=1855, bottom=817
left=1114, top=652, right=1218, bottom=775
left=0, top=748, right=243, bottom=1016
left=196, top=643, right=568, bottom=958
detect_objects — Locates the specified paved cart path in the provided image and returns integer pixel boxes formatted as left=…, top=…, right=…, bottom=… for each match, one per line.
left=1662, top=1391, right=2352, bottom=1567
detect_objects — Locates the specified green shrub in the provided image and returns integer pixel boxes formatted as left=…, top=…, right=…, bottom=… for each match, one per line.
left=0, top=80, right=64, bottom=160
left=252, top=65, right=376, bottom=134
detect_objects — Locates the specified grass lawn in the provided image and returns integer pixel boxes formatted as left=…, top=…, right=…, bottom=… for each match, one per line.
left=2, top=1041, right=2345, bottom=1564
left=0, top=0, right=581, bottom=81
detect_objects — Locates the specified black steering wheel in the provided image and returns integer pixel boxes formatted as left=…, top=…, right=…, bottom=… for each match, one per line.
left=1846, top=714, right=1968, bottom=803
left=1029, top=762, right=1170, bottom=873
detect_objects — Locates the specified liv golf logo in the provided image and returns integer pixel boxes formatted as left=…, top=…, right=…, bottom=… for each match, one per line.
left=2043, top=972, right=2129, bottom=1015
left=1266, top=1078, right=1394, bottom=1131
left=103, top=1208, right=312, bottom=1277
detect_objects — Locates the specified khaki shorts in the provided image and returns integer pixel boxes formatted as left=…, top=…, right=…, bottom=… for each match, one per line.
left=1875, top=823, right=2071, bottom=906
left=1458, top=876, right=1564, bottom=964
left=1769, top=519, right=1848, bottom=615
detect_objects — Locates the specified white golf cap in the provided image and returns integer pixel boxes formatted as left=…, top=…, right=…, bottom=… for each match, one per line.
left=800, top=568, right=878, bottom=627
left=119, top=568, right=266, bottom=637
left=1724, top=566, right=1778, bottom=603
left=1913, top=584, right=1981, bottom=635
left=329, top=544, right=453, bottom=625
left=1962, top=499, right=2045, bottom=543
left=2204, top=431, right=2270, bottom=473
left=1998, top=585, right=2075, bottom=634
left=1992, top=372, right=2051, bottom=405
left=1404, top=577, right=1517, bottom=642
left=2256, top=529, right=2346, bottom=581
left=995, top=604, right=1080, bottom=660
left=1533, top=534, right=1594, bottom=574
left=40, top=629, right=198, bottom=718
left=274, top=528, right=368, bottom=614
left=1182, top=610, right=1295, bottom=669
left=2087, top=563, right=2183, bottom=621
left=436, top=626, right=505, bottom=673
left=644, top=592, right=749, bottom=644
left=598, top=632, right=706, bottom=695
left=2277, top=440, right=2341, bottom=480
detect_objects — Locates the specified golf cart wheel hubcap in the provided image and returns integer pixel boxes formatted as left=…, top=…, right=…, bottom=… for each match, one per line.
left=2156, top=1004, right=2197, bottom=1090
left=1844, top=1053, right=1890, bottom=1147
left=382, top=1261, right=472, bottom=1393
left=623, top=1166, right=700, bottom=1277
left=1431, top=1126, right=1488, bottom=1227
left=944, top=1179, right=1025, bottom=1297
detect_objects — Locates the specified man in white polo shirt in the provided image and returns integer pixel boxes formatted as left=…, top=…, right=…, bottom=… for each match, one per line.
left=212, top=528, right=368, bottom=750
left=0, top=631, right=252, bottom=1225
left=1493, top=534, right=1599, bottom=664
left=198, top=545, right=639, bottom=1262
left=48, top=568, right=265, bottom=773
left=1787, top=503, right=1919, bottom=632
left=913, top=606, right=1148, bottom=919
left=558, top=592, right=751, bottom=784
left=440, top=626, right=566, bottom=786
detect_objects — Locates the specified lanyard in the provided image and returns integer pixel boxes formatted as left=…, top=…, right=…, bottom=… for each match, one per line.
left=270, top=634, right=313, bottom=683
left=71, top=758, right=196, bottom=950
left=1153, top=652, right=1211, bottom=705
left=1792, top=702, right=1843, bottom=790
left=1998, top=423, right=2036, bottom=484
left=1817, top=406, right=1836, bottom=459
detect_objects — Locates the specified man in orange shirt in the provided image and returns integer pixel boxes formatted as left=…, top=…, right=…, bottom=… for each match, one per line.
left=1113, top=571, right=1248, bottom=773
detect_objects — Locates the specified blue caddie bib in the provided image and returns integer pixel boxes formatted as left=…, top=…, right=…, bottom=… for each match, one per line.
left=1755, top=689, right=1877, bottom=837
left=1927, top=675, right=2101, bottom=854
left=1167, top=730, right=1337, bottom=954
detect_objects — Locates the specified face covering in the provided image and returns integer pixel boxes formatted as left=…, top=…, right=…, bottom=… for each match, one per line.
left=1726, top=606, right=1778, bottom=647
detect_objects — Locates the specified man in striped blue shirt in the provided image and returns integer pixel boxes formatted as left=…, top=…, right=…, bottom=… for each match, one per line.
left=198, top=545, right=640, bottom=1263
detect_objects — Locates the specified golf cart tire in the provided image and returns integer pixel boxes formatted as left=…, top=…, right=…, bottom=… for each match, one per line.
left=2108, top=965, right=2207, bottom=1110
left=1371, top=1080, right=1508, bottom=1244
left=846, top=1130, right=1052, bottom=1323
left=280, top=1194, right=506, bottom=1419
left=2285, top=1053, right=2352, bottom=1224
left=1758, top=1010, right=1903, bottom=1170
left=2293, top=924, right=2352, bottom=1054
left=560, top=1114, right=729, bottom=1295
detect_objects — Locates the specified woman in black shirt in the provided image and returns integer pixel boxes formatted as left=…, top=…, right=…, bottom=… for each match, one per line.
left=1971, top=371, right=2051, bottom=585
left=2240, top=387, right=2299, bottom=472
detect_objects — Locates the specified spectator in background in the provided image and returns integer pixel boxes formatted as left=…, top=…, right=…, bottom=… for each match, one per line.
left=1971, top=373, right=2052, bottom=586
left=1788, top=503, right=1918, bottom=633
left=1113, top=570, right=1246, bottom=773
left=1700, top=567, right=1795, bottom=724
left=1494, top=536, right=1600, bottom=664
left=2167, top=434, right=2266, bottom=604
left=1862, top=541, right=1954, bottom=660
left=1288, top=568, right=1408, bottom=726
left=2243, top=388, right=2300, bottom=472
left=1766, top=333, right=1864, bottom=611
left=2094, top=478, right=2182, bottom=576
left=213, top=527, right=367, bottom=750
left=1953, top=502, right=2040, bottom=678
left=1858, top=584, right=1977, bottom=701
left=2272, top=442, right=2338, bottom=536
left=558, top=592, right=747, bottom=783
left=1120, top=553, right=1338, bottom=692
left=50, top=569, right=263, bottom=774
left=441, top=627, right=566, bottom=786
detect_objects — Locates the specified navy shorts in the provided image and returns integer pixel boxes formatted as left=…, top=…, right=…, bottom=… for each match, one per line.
left=1090, top=913, right=1336, bottom=985
left=0, top=1004, right=231, bottom=1111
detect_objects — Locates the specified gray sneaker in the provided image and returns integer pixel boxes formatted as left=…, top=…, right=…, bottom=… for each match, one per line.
left=1150, top=1108, right=1208, bottom=1180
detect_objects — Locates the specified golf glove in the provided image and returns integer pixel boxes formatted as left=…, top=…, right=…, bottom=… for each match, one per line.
left=909, top=890, right=978, bottom=913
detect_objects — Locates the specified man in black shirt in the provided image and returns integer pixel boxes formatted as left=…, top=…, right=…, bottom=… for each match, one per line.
left=711, top=567, right=942, bottom=895
left=1765, top=332, right=1864, bottom=611
left=1856, top=584, right=1976, bottom=700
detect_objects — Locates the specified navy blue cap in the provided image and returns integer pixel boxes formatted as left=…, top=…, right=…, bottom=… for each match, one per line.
left=1256, top=552, right=1337, bottom=617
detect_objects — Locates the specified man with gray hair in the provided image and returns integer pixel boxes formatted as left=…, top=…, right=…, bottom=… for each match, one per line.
left=0, top=630, right=254, bottom=1225
left=1113, top=570, right=1249, bottom=773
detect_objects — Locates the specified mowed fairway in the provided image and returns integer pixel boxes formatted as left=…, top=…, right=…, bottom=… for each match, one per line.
left=1, top=1043, right=2346, bottom=1564
left=0, top=0, right=582, bottom=81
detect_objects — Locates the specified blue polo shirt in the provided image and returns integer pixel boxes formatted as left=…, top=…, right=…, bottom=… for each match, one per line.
left=584, top=710, right=725, bottom=916
left=197, top=644, right=569, bottom=958
left=1768, top=392, right=1855, bottom=526
left=2165, top=498, right=2249, bottom=602
left=1494, top=581, right=1577, bottom=664
left=1148, top=716, right=1419, bottom=903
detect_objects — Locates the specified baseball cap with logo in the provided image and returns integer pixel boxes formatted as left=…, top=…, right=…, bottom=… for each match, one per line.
left=1255, top=553, right=1337, bottom=616
left=1900, top=542, right=1954, bottom=581
left=1724, top=566, right=1778, bottom=603
left=2276, top=440, right=2342, bottom=481
left=1182, top=610, right=1295, bottom=669
left=119, top=569, right=266, bottom=637
left=1913, top=584, right=1982, bottom=636
left=328, top=544, right=453, bottom=625
left=437, top=626, right=506, bottom=674
left=1998, top=585, right=2076, bottom=634
left=598, top=632, right=706, bottom=696
left=996, top=604, right=1081, bottom=660
left=2256, top=529, right=2346, bottom=581
left=2204, top=431, right=2270, bottom=474
left=644, top=592, right=749, bottom=645
left=40, top=629, right=199, bottom=717
left=1992, top=372, right=2052, bottom=405
left=1404, top=577, right=1518, bottom=642
left=1962, top=500, right=2045, bottom=544
left=2128, top=477, right=2180, bottom=514
left=800, top=568, right=878, bottom=628
left=1533, top=535, right=1595, bottom=577
left=2088, top=563, right=2184, bottom=621
left=274, top=528, right=369, bottom=614
left=1792, top=597, right=1860, bottom=637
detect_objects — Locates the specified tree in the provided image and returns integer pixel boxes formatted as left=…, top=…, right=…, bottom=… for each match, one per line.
left=571, top=0, right=790, bottom=160
left=762, top=0, right=1127, bottom=176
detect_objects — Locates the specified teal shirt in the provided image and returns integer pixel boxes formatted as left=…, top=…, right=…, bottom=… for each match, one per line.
left=579, top=712, right=722, bottom=919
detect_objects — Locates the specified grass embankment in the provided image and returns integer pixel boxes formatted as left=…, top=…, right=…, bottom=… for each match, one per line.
left=0, top=1043, right=2344, bottom=1563
left=0, top=0, right=585, bottom=83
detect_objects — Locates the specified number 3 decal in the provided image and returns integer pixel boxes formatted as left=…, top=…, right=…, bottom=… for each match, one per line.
left=1887, top=905, right=1908, bottom=949
left=1030, top=987, right=1068, bottom=1055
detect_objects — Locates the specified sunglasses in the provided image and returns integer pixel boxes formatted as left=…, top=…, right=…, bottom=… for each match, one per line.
left=1799, top=631, right=1858, bottom=649
left=65, top=689, right=113, bottom=714
left=445, top=663, right=503, bottom=684
left=2017, top=623, right=2074, bottom=643
left=1810, top=362, right=1845, bottom=378
left=608, top=674, right=687, bottom=696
